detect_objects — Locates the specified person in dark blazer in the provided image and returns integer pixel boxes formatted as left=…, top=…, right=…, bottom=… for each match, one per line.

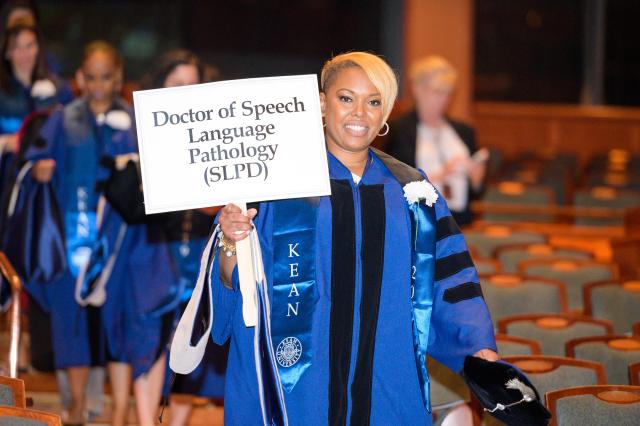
left=386, top=56, right=487, bottom=226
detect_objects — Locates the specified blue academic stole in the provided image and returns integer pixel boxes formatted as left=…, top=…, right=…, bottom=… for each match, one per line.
left=62, top=102, right=112, bottom=278
left=408, top=201, right=436, bottom=412
left=270, top=197, right=319, bottom=393
left=63, top=147, right=100, bottom=278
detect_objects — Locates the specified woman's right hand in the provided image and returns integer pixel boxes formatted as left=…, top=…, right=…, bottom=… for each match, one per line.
left=32, top=159, right=56, bottom=182
left=218, top=203, right=257, bottom=242
left=218, top=203, right=257, bottom=288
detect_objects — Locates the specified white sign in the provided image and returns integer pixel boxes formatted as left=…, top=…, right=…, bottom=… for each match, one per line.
left=133, top=74, right=330, bottom=214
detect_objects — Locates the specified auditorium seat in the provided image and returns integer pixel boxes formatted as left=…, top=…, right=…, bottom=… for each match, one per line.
left=584, top=150, right=640, bottom=190
left=0, top=375, right=26, bottom=407
left=585, top=170, right=640, bottom=191
left=481, top=182, right=556, bottom=222
left=546, top=385, right=640, bottom=426
left=463, top=225, right=546, bottom=259
left=501, top=355, right=605, bottom=405
left=498, top=314, right=613, bottom=356
left=583, top=280, right=640, bottom=333
left=0, top=406, right=61, bottom=425
left=518, top=258, right=617, bottom=312
left=630, top=363, right=640, bottom=386
left=499, top=153, right=575, bottom=205
left=480, top=274, right=567, bottom=326
left=566, top=335, right=640, bottom=385
left=495, top=333, right=541, bottom=356
left=473, top=258, right=501, bottom=275
left=574, top=187, right=640, bottom=226
left=494, top=243, right=592, bottom=274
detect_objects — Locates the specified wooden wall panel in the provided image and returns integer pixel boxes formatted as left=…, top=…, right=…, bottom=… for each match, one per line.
left=475, top=117, right=551, bottom=157
left=475, top=102, right=640, bottom=165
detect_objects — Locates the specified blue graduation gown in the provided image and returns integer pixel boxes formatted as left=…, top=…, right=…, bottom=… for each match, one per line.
left=209, top=150, right=496, bottom=425
left=168, top=236, right=227, bottom=398
left=104, top=219, right=180, bottom=379
left=0, top=75, right=73, bottom=231
left=25, top=98, right=136, bottom=368
left=27, top=98, right=178, bottom=372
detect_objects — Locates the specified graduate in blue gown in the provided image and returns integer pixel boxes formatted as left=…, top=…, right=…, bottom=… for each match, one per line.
left=172, top=52, right=497, bottom=425
left=27, top=40, right=132, bottom=425
left=0, top=20, right=72, bottom=228
left=28, top=41, right=177, bottom=426
left=139, top=49, right=228, bottom=426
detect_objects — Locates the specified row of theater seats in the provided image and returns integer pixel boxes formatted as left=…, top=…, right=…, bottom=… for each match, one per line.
left=481, top=148, right=640, bottom=225
left=430, top=223, right=640, bottom=425
left=0, top=375, right=60, bottom=425
left=2, top=223, right=637, bottom=424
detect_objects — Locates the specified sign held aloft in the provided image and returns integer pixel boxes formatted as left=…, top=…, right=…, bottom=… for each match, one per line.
left=134, top=75, right=329, bottom=327
left=133, top=74, right=330, bottom=215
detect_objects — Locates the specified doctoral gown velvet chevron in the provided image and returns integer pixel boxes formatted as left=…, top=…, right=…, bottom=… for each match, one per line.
left=209, top=150, right=496, bottom=425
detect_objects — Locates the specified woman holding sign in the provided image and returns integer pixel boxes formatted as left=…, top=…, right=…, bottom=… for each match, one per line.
left=176, top=52, right=497, bottom=424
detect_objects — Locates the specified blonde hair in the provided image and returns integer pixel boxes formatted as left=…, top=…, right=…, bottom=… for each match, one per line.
left=320, top=51, right=398, bottom=124
left=409, top=55, right=457, bottom=89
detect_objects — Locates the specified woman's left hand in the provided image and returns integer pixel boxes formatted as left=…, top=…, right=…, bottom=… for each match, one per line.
left=473, top=348, right=499, bottom=361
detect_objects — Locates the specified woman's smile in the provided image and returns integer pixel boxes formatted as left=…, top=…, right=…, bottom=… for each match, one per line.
left=344, top=122, right=369, bottom=137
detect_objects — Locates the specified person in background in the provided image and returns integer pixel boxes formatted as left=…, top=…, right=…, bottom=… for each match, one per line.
left=141, top=49, right=227, bottom=426
left=386, top=55, right=487, bottom=226
left=27, top=40, right=178, bottom=426
left=0, top=0, right=39, bottom=34
left=0, top=0, right=62, bottom=74
left=0, top=19, right=72, bottom=240
left=76, top=43, right=180, bottom=426
left=0, top=19, right=79, bottom=420
left=0, top=19, right=71, bottom=154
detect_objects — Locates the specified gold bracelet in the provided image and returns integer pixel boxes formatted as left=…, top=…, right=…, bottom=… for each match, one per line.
left=218, top=232, right=237, bottom=257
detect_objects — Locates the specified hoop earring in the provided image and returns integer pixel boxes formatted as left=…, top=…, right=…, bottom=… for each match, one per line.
left=378, top=122, right=389, bottom=136
left=323, top=122, right=326, bottom=128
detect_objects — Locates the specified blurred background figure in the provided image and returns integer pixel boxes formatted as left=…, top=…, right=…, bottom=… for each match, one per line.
left=0, top=19, right=72, bottom=242
left=140, top=49, right=227, bottom=426
left=0, top=0, right=61, bottom=73
left=1, top=0, right=38, bottom=31
left=0, top=19, right=70, bottom=155
left=386, top=56, right=487, bottom=226
left=23, top=40, right=136, bottom=426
